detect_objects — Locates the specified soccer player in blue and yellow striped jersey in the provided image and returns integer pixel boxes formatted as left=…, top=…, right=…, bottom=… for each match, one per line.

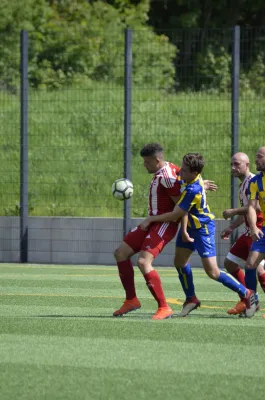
left=177, top=174, right=215, bottom=230
left=245, top=147, right=265, bottom=316
left=140, top=153, right=256, bottom=318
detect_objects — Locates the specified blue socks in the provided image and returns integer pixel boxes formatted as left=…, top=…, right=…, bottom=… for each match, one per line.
left=177, top=266, right=252, bottom=300
left=176, top=263, right=195, bottom=299
left=217, top=270, right=248, bottom=298
left=245, top=269, right=257, bottom=293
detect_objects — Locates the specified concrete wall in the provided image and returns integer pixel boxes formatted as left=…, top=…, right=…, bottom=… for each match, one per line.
left=0, top=217, right=244, bottom=267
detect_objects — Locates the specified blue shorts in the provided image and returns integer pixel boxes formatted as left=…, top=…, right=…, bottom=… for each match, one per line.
left=176, top=220, right=216, bottom=258
left=250, top=227, right=265, bottom=253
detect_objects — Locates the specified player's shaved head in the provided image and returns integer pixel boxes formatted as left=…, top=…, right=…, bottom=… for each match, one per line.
left=255, top=147, right=265, bottom=171
left=232, top=152, right=249, bottom=164
left=257, top=147, right=265, bottom=155
left=231, top=152, right=250, bottom=180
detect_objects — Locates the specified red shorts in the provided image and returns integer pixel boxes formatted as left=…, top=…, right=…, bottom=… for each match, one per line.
left=227, top=232, right=265, bottom=267
left=124, top=222, right=179, bottom=258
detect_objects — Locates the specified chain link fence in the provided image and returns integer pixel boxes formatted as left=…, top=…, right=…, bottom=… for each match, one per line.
left=0, top=27, right=264, bottom=263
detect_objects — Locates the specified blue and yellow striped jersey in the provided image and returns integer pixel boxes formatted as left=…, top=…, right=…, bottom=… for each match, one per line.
left=248, top=172, right=265, bottom=225
left=177, top=175, right=215, bottom=229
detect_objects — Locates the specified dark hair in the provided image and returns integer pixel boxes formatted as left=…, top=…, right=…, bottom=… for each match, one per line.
left=140, top=143, right=163, bottom=157
left=183, top=153, right=204, bottom=173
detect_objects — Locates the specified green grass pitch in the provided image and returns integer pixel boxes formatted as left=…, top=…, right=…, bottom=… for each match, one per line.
left=0, top=263, right=264, bottom=400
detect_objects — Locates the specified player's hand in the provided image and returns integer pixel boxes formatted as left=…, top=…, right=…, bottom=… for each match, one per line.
left=140, top=218, right=152, bottom=231
left=182, top=231, right=194, bottom=243
left=223, top=209, right=234, bottom=219
left=220, top=227, right=233, bottom=240
left=250, top=227, right=264, bottom=242
left=204, top=180, right=218, bottom=192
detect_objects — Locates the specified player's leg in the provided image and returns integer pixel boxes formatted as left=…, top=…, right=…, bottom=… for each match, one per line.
left=257, top=262, right=265, bottom=293
left=255, top=261, right=265, bottom=311
left=137, top=250, right=173, bottom=319
left=226, top=233, right=265, bottom=313
left=224, top=258, right=245, bottom=286
left=113, top=226, right=146, bottom=316
left=224, top=232, right=252, bottom=287
left=224, top=234, right=250, bottom=314
left=201, top=256, right=256, bottom=317
left=137, top=222, right=178, bottom=320
left=245, top=251, right=265, bottom=317
left=224, top=258, right=247, bottom=315
left=203, top=256, right=246, bottom=292
left=114, top=241, right=137, bottom=298
left=245, top=250, right=265, bottom=295
left=175, top=247, right=196, bottom=300
left=174, top=231, right=201, bottom=317
left=245, top=229, right=265, bottom=314
left=193, top=221, right=256, bottom=317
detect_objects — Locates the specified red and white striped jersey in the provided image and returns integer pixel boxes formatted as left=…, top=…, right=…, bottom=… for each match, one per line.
left=148, top=162, right=181, bottom=216
left=239, top=173, right=263, bottom=229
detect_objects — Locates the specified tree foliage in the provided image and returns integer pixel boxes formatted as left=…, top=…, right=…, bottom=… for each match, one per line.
left=0, top=0, right=176, bottom=91
left=0, top=0, right=265, bottom=93
left=148, top=0, right=265, bottom=93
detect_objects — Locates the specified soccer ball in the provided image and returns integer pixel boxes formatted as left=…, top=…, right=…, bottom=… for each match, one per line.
left=112, top=178, right=133, bottom=200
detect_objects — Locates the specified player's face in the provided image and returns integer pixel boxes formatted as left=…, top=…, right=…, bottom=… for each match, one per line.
left=180, top=163, right=197, bottom=182
left=231, top=157, right=248, bottom=177
left=142, top=156, right=160, bottom=173
left=256, top=149, right=265, bottom=171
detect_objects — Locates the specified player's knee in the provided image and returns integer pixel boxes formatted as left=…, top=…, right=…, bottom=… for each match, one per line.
left=137, top=257, right=146, bottom=269
left=114, top=247, right=127, bottom=262
left=137, top=257, right=150, bottom=274
left=205, top=268, right=219, bottom=280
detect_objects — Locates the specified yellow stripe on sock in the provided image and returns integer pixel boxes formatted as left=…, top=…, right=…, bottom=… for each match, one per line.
left=179, top=268, right=188, bottom=289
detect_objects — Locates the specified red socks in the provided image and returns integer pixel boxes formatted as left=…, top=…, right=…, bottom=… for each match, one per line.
left=117, top=260, right=136, bottom=300
left=117, top=262, right=168, bottom=308
left=230, top=267, right=246, bottom=286
left=258, top=272, right=265, bottom=293
left=144, top=270, right=168, bottom=308
left=229, top=267, right=246, bottom=300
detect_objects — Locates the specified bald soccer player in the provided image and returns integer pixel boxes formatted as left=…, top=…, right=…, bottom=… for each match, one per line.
left=221, top=152, right=265, bottom=315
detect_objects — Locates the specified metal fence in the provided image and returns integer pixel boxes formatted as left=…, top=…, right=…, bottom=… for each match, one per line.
left=1, top=27, right=265, bottom=263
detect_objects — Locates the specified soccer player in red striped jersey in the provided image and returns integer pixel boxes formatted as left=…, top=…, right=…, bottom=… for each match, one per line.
left=221, top=152, right=265, bottom=315
left=113, top=143, right=181, bottom=320
left=113, top=143, right=216, bottom=320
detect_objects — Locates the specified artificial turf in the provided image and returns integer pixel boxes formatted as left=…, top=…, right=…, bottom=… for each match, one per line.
left=0, top=264, right=264, bottom=400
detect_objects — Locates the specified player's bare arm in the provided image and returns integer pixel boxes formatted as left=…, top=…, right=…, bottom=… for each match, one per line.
left=180, top=213, right=194, bottom=243
left=248, top=199, right=264, bottom=241
left=223, top=202, right=261, bottom=219
left=223, top=207, right=247, bottom=219
left=220, top=215, right=244, bottom=240
left=169, top=195, right=193, bottom=242
left=139, top=204, right=185, bottom=231
left=203, top=180, right=217, bottom=192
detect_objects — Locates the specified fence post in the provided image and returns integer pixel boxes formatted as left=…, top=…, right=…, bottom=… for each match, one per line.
left=20, top=30, right=29, bottom=262
left=231, top=25, right=240, bottom=245
left=123, top=28, right=132, bottom=237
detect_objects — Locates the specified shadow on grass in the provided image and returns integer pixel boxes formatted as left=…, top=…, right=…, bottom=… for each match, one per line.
left=30, top=312, right=238, bottom=319
left=31, top=312, right=153, bottom=319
